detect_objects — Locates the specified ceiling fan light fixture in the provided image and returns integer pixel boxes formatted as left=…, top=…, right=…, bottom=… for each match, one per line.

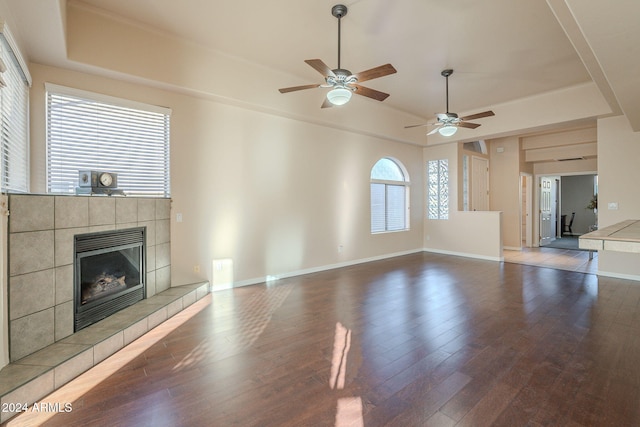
left=326, top=87, right=352, bottom=105
left=438, top=124, right=458, bottom=137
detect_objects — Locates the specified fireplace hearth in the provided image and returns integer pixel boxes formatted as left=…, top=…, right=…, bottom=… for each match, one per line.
left=75, top=227, right=146, bottom=331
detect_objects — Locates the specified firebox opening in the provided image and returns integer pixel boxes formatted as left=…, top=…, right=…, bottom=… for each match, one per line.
left=74, top=227, right=146, bottom=331
left=79, top=246, right=142, bottom=305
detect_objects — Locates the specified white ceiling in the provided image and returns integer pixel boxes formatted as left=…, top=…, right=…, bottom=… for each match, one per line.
left=4, top=0, right=640, bottom=132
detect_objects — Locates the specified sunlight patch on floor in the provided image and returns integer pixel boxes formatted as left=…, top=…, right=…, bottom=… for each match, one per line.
left=330, top=322, right=364, bottom=427
left=335, top=397, right=364, bottom=427
left=330, top=322, right=351, bottom=390
left=5, top=295, right=212, bottom=426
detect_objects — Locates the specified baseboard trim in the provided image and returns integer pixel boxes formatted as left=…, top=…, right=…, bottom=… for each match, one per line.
left=212, top=248, right=425, bottom=291
left=596, top=270, right=640, bottom=282
left=423, top=247, right=504, bottom=262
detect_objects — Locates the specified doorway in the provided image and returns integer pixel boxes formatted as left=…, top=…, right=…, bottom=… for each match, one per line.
left=559, top=174, right=598, bottom=236
left=471, top=156, right=489, bottom=211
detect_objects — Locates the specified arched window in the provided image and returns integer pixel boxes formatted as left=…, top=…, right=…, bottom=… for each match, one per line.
left=370, top=158, right=410, bottom=233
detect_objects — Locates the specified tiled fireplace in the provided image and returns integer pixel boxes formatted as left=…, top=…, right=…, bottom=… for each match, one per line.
left=8, top=194, right=171, bottom=361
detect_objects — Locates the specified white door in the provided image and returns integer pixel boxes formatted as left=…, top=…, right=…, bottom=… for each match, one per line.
left=539, top=177, right=555, bottom=245
left=472, top=156, right=489, bottom=211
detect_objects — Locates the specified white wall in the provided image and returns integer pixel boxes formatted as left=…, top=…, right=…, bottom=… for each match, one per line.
left=597, top=115, right=640, bottom=280
left=423, top=143, right=503, bottom=261
left=169, top=93, right=426, bottom=285
left=28, top=63, right=425, bottom=288
left=488, top=137, right=521, bottom=249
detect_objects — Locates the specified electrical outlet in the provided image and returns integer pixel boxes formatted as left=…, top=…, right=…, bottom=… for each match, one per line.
left=338, top=245, right=344, bottom=253
left=608, top=202, right=619, bottom=210
left=193, top=265, right=200, bottom=273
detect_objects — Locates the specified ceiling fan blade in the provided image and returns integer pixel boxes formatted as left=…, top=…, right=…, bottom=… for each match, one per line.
left=353, top=84, right=389, bottom=101
left=458, top=121, right=481, bottom=129
left=353, top=64, right=397, bottom=83
left=279, top=84, right=321, bottom=94
left=405, top=120, right=440, bottom=129
left=305, top=59, right=336, bottom=78
left=459, top=110, right=495, bottom=121
left=404, top=123, right=430, bottom=129
left=427, top=126, right=442, bottom=135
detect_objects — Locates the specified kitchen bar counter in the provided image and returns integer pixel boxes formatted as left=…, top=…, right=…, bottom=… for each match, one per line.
left=579, top=220, right=640, bottom=253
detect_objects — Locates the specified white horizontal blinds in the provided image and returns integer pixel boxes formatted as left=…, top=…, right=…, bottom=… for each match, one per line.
left=385, top=184, right=406, bottom=231
left=370, top=158, right=409, bottom=233
left=370, top=183, right=385, bottom=233
left=46, top=85, right=171, bottom=197
left=0, top=28, right=30, bottom=193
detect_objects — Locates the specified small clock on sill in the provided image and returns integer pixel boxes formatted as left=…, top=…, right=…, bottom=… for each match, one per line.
left=78, top=170, right=118, bottom=189
left=77, top=170, right=124, bottom=195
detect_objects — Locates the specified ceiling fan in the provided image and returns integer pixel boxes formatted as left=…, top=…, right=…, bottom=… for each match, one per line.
left=279, top=4, right=397, bottom=108
left=405, top=69, right=495, bottom=136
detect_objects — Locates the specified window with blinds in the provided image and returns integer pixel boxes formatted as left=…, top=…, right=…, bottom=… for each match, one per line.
left=370, top=158, right=410, bottom=233
left=0, top=26, right=30, bottom=193
left=46, top=84, right=171, bottom=197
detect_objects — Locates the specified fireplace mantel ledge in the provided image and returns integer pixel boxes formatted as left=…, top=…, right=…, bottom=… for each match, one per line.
left=0, top=281, right=209, bottom=423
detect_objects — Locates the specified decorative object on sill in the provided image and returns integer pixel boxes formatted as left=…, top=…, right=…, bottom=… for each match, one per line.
left=76, top=170, right=126, bottom=196
left=405, top=69, right=495, bottom=136
left=278, top=4, right=397, bottom=108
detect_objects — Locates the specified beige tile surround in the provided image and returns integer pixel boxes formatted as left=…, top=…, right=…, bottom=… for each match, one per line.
left=7, top=194, right=172, bottom=362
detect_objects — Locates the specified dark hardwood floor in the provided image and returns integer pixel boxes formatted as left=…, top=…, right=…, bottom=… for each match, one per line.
left=5, top=252, right=640, bottom=426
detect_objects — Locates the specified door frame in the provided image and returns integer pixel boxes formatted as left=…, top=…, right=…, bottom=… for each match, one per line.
left=520, top=173, right=533, bottom=248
